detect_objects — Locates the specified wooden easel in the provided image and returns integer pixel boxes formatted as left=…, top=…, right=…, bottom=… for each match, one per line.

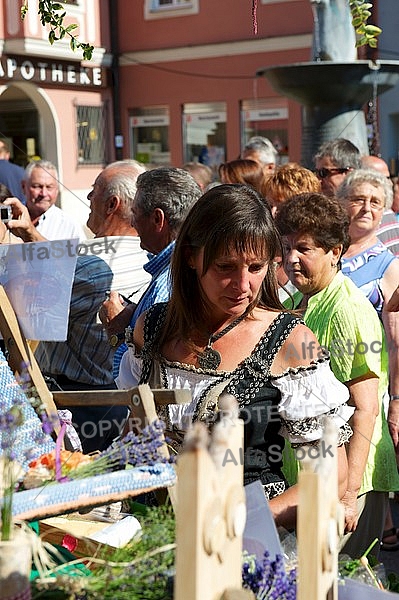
left=53, top=385, right=191, bottom=509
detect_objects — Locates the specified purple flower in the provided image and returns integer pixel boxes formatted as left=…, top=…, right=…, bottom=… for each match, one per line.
left=242, top=550, right=296, bottom=599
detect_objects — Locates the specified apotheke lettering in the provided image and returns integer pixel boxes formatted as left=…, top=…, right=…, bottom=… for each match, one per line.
left=0, top=56, right=103, bottom=87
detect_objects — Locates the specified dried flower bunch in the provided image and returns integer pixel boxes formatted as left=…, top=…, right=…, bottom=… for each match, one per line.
left=22, top=419, right=173, bottom=490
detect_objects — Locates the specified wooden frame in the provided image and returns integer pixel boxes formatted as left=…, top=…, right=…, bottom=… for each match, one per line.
left=53, top=385, right=191, bottom=508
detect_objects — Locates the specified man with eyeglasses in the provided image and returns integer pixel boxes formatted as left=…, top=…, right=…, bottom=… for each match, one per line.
left=314, top=138, right=362, bottom=197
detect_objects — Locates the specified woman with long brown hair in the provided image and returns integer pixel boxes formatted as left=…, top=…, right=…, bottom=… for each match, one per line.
left=117, top=184, right=351, bottom=528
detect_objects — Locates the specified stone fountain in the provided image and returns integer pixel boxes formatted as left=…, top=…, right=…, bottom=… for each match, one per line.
left=257, top=0, right=399, bottom=168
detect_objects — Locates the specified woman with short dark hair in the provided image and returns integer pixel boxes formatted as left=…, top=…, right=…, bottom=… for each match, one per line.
left=275, top=191, right=399, bottom=558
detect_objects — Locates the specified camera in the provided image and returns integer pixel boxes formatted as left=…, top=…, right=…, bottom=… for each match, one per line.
left=0, top=204, right=12, bottom=224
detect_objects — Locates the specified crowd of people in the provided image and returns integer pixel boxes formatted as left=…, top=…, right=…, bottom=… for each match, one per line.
left=1, top=134, right=399, bottom=558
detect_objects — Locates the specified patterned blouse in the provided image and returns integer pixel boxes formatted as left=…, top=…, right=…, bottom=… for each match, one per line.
left=341, top=240, right=396, bottom=318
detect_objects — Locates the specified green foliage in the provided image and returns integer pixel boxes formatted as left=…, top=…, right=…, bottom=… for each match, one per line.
left=32, top=505, right=176, bottom=600
left=20, top=0, right=94, bottom=61
left=349, top=1, right=381, bottom=48
left=387, top=572, right=399, bottom=593
left=87, top=505, right=176, bottom=599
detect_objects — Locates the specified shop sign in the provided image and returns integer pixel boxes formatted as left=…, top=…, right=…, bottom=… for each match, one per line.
left=185, top=112, right=226, bottom=124
left=245, top=108, right=288, bottom=121
left=0, top=55, right=105, bottom=88
left=130, top=115, right=170, bottom=127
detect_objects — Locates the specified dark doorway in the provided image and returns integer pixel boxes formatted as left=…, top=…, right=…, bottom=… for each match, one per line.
left=0, top=87, right=39, bottom=167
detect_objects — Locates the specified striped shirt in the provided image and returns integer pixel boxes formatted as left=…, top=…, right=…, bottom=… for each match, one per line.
left=35, top=236, right=150, bottom=386
left=377, top=209, right=399, bottom=256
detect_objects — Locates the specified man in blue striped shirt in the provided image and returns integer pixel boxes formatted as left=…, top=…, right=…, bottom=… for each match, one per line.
left=100, top=167, right=202, bottom=381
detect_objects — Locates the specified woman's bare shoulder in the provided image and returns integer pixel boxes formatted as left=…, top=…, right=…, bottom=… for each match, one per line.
left=275, top=321, right=321, bottom=371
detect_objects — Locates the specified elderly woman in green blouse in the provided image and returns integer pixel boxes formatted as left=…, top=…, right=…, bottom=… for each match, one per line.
left=275, top=192, right=399, bottom=559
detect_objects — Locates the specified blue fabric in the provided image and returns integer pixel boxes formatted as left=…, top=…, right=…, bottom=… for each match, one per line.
left=9, top=464, right=176, bottom=520
left=0, top=350, right=55, bottom=471
left=0, top=160, right=26, bottom=203
left=112, top=242, right=174, bottom=378
left=341, top=241, right=396, bottom=318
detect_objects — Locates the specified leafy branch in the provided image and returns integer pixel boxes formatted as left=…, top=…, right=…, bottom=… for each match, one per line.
left=20, top=0, right=94, bottom=61
left=349, top=1, right=382, bottom=48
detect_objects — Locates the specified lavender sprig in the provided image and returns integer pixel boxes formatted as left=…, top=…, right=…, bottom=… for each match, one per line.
left=67, top=420, right=173, bottom=480
left=242, top=551, right=297, bottom=599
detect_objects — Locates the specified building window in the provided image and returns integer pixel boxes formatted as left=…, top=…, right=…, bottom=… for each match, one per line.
left=183, top=102, right=226, bottom=180
left=145, top=0, right=199, bottom=19
left=76, top=104, right=108, bottom=165
left=129, top=106, right=170, bottom=166
left=241, top=98, right=289, bottom=165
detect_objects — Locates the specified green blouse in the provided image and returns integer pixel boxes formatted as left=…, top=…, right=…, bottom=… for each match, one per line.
left=305, top=271, right=399, bottom=494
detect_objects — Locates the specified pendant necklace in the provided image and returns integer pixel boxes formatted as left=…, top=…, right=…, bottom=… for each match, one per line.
left=197, top=311, right=249, bottom=370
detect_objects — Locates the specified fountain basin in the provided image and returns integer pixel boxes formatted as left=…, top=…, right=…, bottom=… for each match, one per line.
left=257, top=60, right=399, bottom=107
left=257, top=60, right=399, bottom=167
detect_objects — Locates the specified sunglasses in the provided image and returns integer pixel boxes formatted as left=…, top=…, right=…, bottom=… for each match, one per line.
left=315, top=167, right=350, bottom=179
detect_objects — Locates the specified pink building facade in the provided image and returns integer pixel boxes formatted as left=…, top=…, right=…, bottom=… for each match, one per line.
left=117, top=0, right=315, bottom=175
left=0, top=0, right=113, bottom=224
left=4, top=0, right=371, bottom=215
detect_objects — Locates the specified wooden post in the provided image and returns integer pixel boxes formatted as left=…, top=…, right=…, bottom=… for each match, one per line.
left=175, top=394, right=249, bottom=600
left=297, top=418, right=344, bottom=600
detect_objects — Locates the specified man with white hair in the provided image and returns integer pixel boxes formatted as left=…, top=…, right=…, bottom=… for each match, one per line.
left=22, top=160, right=84, bottom=241
left=241, top=136, right=278, bottom=173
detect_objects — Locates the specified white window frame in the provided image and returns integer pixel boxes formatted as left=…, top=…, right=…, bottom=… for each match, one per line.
left=145, top=0, right=199, bottom=20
